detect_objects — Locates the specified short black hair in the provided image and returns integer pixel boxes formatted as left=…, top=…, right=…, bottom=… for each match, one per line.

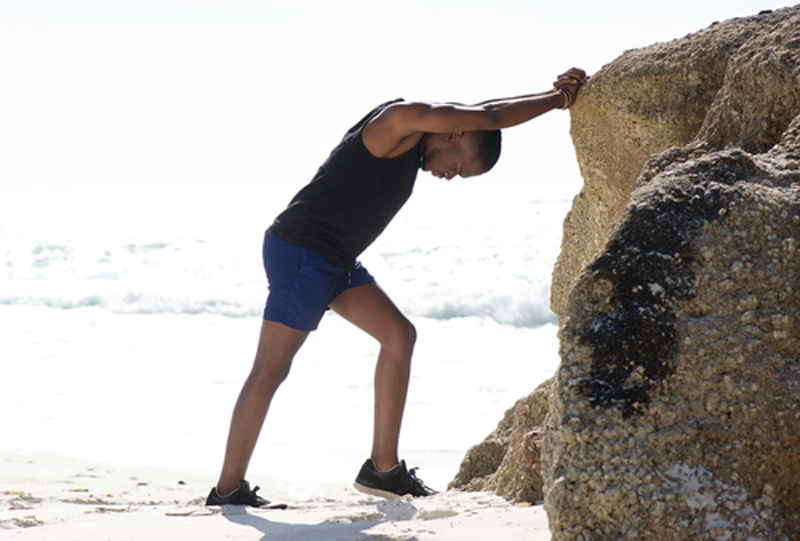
left=468, top=130, right=502, bottom=173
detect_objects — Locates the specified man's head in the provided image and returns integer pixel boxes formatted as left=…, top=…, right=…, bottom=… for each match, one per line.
left=421, top=130, right=502, bottom=180
left=469, top=130, right=502, bottom=173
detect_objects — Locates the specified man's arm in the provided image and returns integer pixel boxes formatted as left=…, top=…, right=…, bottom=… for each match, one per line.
left=363, top=68, right=587, bottom=159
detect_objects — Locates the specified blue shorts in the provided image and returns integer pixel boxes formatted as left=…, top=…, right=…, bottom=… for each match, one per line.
left=262, top=232, right=375, bottom=331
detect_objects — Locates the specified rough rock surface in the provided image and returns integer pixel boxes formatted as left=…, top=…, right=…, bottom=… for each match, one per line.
left=543, top=5, right=800, bottom=540
left=449, top=397, right=517, bottom=492
left=449, top=379, right=551, bottom=503
left=550, top=6, right=800, bottom=322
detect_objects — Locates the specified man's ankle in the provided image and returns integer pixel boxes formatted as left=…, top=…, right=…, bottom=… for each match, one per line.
left=372, top=458, right=400, bottom=472
left=216, top=480, right=240, bottom=497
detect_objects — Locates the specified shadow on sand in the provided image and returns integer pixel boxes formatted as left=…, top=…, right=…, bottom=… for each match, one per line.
left=221, top=497, right=422, bottom=541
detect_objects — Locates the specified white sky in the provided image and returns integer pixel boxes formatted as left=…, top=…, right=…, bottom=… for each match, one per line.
left=0, top=1, right=791, bottom=194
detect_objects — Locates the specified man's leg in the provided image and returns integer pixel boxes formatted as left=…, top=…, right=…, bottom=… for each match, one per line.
left=329, top=283, right=416, bottom=471
left=216, top=319, right=309, bottom=495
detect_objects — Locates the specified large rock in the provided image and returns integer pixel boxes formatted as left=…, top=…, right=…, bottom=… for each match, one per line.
left=452, top=7, right=800, bottom=529
left=550, top=6, right=800, bottom=322
left=544, top=5, right=800, bottom=540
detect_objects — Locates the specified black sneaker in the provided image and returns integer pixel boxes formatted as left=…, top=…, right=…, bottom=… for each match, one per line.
left=206, top=480, right=286, bottom=508
left=354, top=459, right=437, bottom=498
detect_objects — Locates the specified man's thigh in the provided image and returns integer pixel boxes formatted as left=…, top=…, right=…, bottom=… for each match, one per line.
left=328, top=283, right=413, bottom=344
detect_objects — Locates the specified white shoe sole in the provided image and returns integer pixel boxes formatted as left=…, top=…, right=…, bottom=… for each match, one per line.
left=353, top=481, right=402, bottom=499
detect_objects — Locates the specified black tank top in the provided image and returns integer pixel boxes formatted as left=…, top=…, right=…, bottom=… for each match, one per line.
left=269, top=100, right=422, bottom=269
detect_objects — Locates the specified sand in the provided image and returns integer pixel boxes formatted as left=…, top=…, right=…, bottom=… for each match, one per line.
left=1, top=448, right=551, bottom=540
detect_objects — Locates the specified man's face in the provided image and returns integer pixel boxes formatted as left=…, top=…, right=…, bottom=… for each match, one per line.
left=421, top=134, right=483, bottom=181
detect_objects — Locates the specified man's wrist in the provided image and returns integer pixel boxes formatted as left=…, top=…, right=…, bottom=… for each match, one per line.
left=557, top=88, right=574, bottom=110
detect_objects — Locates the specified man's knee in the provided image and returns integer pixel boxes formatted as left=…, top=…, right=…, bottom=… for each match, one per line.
left=405, top=319, right=417, bottom=348
left=249, top=357, right=293, bottom=392
left=385, top=317, right=416, bottom=354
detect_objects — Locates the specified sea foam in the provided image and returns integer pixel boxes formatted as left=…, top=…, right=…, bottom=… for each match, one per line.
left=2, top=184, right=569, bottom=328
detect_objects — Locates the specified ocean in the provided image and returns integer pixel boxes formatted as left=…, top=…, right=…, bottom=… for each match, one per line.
left=0, top=176, right=573, bottom=492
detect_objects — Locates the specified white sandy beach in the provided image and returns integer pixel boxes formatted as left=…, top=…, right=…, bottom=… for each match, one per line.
left=1, top=448, right=550, bottom=540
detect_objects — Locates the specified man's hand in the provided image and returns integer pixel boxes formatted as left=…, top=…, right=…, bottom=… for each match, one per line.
left=553, top=68, right=588, bottom=109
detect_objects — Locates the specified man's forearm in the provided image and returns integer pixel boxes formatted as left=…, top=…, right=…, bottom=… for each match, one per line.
left=474, top=68, right=587, bottom=127
left=471, top=89, right=557, bottom=107
left=477, top=90, right=567, bottom=129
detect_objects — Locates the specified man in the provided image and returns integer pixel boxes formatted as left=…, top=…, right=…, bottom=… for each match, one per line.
left=207, top=68, right=588, bottom=506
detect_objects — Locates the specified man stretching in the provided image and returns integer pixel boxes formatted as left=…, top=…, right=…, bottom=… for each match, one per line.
left=207, top=68, right=588, bottom=506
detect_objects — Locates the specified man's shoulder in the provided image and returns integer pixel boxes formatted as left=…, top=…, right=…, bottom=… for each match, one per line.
left=361, top=100, right=429, bottom=159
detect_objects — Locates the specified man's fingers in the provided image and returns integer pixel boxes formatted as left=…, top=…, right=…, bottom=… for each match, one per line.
left=552, top=68, right=588, bottom=110
left=553, top=67, right=589, bottom=93
left=565, top=67, right=587, bottom=81
left=557, top=68, right=588, bottom=84
left=553, top=77, right=582, bottom=90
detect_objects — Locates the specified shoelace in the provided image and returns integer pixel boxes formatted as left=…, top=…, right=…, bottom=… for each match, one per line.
left=408, top=468, right=431, bottom=490
left=246, top=484, right=268, bottom=505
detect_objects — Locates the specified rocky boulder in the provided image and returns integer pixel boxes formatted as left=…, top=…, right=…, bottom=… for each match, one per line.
left=550, top=6, right=800, bottom=322
left=451, top=8, right=800, bottom=534
left=544, top=5, right=800, bottom=539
